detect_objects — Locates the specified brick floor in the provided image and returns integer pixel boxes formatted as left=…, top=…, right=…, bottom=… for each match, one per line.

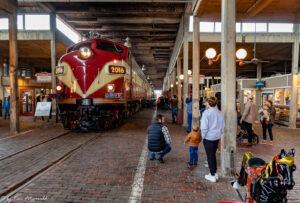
left=1, top=108, right=299, bottom=203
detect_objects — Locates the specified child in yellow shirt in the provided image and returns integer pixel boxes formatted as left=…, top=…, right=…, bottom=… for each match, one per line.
left=184, top=125, right=202, bottom=166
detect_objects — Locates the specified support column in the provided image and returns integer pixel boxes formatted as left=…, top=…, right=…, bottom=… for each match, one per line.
left=50, top=12, right=57, bottom=122
left=9, top=7, right=20, bottom=133
left=192, top=16, right=200, bottom=129
left=177, top=57, right=182, bottom=108
left=220, top=0, right=237, bottom=177
left=290, top=24, right=299, bottom=129
left=173, top=70, right=176, bottom=96
left=0, top=57, right=4, bottom=108
left=183, top=40, right=189, bottom=127
left=183, top=14, right=190, bottom=127
left=255, top=62, right=262, bottom=110
left=170, top=72, right=174, bottom=97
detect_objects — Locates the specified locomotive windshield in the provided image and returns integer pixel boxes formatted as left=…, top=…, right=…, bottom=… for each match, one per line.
left=96, top=42, right=124, bottom=54
left=68, top=42, right=92, bottom=53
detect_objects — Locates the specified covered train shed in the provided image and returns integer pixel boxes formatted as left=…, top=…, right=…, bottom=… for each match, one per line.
left=0, top=0, right=300, bottom=202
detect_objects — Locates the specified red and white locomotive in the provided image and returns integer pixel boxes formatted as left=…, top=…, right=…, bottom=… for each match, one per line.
left=55, top=38, right=153, bottom=130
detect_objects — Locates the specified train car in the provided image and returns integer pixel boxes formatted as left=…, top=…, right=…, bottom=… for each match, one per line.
left=54, top=38, right=153, bottom=131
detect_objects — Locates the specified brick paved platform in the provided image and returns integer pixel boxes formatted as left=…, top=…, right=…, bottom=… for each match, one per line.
left=1, top=108, right=299, bottom=202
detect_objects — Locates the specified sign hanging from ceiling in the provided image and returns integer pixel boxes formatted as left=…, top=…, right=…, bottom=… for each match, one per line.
left=188, top=75, right=205, bottom=84
left=35, top=72, right=52, bottom=83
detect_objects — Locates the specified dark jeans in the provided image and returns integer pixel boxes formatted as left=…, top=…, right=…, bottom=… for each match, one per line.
left=189, top=146, right=198, bottom=164
left=262, top=123, right=273, bottom=141
left=171, top=108, right=178, bottom=123
left=241, top=121, right=253, bottom=143
left=187, top=113, right=192, bottom=133
left=203, top=139, right=219, bottom=176
left=150, top=144, right=172, bottom=159
left=4, top=109, right=9, bottom=120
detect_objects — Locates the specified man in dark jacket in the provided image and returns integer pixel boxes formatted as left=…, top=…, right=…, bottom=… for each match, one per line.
left=147, top=114, right=171, bottom=163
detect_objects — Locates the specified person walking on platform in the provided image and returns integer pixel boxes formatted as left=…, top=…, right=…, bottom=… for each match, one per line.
left=184, top=125, right=202, bottom=167
left=171, top=95, right=178, bottom=123
left=186, top=96, right=193, bottom=133
left=240, top=94, right=256, bottom=145
left=260, top=100, right=276, bottom=145
left=3, top=97, right=10, bottom=120
left=147, top=114, right=172, bottom=163
left=201, top=96, right=224, bottom=183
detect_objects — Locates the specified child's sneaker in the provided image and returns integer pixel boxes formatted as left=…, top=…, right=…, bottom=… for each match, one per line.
left=261, top=140, right=267, bottom=144
left=269, top=141, right=273, bottom=145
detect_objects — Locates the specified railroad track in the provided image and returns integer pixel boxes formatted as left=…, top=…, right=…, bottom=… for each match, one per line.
left=0, top=132, right=102, bottom=202
left=0, top=131, right=71, bottom=162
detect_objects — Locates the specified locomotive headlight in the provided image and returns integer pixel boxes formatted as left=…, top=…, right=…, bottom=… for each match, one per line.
left=79, top=47, right=92, bottom=59
left=107, top=84, right=114, bottom=92
left=56, top=85, right=62, bottom=91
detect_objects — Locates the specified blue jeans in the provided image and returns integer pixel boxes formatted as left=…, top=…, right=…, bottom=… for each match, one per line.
left=171, top=108, right=178, bottom=123
left=189, top=146, right=198, bottom=164
left=187, top=113, right=192, bottom=133
left=4, top=109, right=9, bottom=120
left=150, top=144, right=172, bottom=159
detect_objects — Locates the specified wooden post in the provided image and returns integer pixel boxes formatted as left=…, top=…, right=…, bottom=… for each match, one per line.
left=9, top=7, right=20, bottom=133
left=183, top=39, right=189, bottom=127
left=50, top=12, right=57, bottom=122
left=289, top=24, right=299, bottom=129
left=0, top=57, right=4, bottom=106
left=220, top=0, right=237, bottom=177
left=192, top=16, right=200, bottom=128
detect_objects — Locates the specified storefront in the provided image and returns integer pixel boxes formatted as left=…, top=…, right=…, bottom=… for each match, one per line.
left=1, top=74, right=52, bottom=116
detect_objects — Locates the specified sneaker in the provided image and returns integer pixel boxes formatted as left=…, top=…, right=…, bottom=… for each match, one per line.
left=150, top=157, right=155, bottom=161
left=204, top=164, right=209, bottom=168
left=193, top=163, right=198, bottom=166
left=215, top=173, right=219, bottom=180
left=261, top=140, right=267, bottom=144
left=158, top=158, right=164, bottom=163
left=205, top=174, right=217, bottom=182
left=187, top=162, right=193, bottom=168
left=269, top=141, right=273, bottom=145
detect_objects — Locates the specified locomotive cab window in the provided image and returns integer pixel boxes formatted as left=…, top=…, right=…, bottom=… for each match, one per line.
left=97, top=42, right=124, bottom=54
left=68, top=42, right=92, bottom=53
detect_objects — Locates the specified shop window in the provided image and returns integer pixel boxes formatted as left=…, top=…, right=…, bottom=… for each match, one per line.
left=275, top=89, right=284, bottom=105
left=284, top=88, right=291, bottom=105
left=244, top=90, right=256, bottom=103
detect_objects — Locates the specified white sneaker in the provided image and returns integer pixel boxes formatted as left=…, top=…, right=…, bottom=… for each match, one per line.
left=215, top=173, right=219, bottom=180
left=204, top=164, right=209, bottom=168
left=205, top=174, right=217, bottom=182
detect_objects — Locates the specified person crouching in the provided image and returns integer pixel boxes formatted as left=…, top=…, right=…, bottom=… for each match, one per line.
left=147, top=114, right=172, bottom=163
left=184, top=125, right=202, bottom=168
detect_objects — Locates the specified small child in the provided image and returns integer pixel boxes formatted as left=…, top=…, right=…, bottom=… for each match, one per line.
left=259, top=104, right=270, bottom=124
left=184, top=125, right=202, bottom=167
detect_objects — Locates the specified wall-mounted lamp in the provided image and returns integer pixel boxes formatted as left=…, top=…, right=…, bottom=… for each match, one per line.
left=236, top=48, right=247, bottom=66
left=205, top=48, right=248, bottom=66
left=171, top=84, right=174, bottom=88
left=188, top=70, right=192, bottom=75
left=176, top=81, right=178, bottom=85
left=142, top=65, right=146, bottom=71
left=205, top=48, right=221, bottom=66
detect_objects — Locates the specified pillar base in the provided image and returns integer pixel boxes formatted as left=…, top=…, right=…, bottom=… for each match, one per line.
left=177, top=109, right=183, bottom=125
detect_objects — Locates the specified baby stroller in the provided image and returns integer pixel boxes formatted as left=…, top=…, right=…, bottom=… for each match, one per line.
left=236, top=115, right=259, bottom=145
left=236, top=128, right=259, bottom=145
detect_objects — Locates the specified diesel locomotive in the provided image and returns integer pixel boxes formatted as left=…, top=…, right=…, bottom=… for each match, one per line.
left=54, top=38, right=153, bottom=131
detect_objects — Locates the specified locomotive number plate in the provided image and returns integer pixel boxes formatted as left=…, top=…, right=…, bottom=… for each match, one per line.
left=109, top=65, right=126, bottom=74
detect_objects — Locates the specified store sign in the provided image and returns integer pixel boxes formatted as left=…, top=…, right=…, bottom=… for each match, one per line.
left=36, top=72, right=52, bottom=83
left=199, top=75, right=205, bottom=84
left=188, top=75, right=205, bottom=84
left=256, top=81, right=265, bottom=87
left=34, top=102, right=52, bottom=116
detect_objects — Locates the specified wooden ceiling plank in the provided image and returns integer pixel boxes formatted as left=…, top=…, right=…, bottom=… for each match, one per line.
left=246, top=0, right=273, bottom=18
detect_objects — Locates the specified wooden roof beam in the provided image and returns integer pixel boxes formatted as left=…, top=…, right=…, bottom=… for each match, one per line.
left=68, top=17, right=180, bottom=24
left=0, top=0, right=17, bottom=14
left=75, top=25, right=178, bottom=32
left=246, top=0, right=273, bottom=18
left=18, top=0, right=191, bottom=2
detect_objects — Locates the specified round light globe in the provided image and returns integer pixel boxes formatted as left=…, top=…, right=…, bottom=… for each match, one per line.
left=179, top=74, right=184, bottom=80
left=205, top=48, right=217, bottom=59
left=188, top=70, right=192, bottom=75
left=236, top=48, right=247, bottom=60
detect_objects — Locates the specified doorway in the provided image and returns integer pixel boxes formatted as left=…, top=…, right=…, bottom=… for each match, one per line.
left=261, top=92, right=273, bottom=106
left=20, top=89, right=34, bottom=116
